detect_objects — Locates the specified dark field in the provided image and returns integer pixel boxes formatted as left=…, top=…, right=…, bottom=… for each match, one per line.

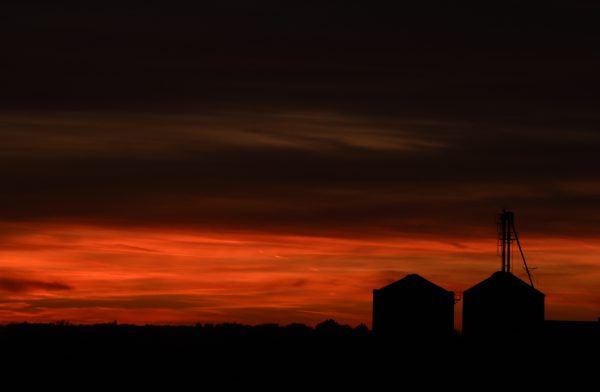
left=1, top=320, right=597, bottom=387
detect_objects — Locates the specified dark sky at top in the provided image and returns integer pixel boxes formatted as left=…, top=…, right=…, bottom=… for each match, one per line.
left=1, top=1, right=600, bottom=239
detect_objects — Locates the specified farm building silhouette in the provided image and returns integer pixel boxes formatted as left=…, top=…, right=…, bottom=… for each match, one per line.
left=462, top=271, right=544, bottom=337
left=463, top=210, right=545, bottom=337
left=373, top=210, right=548, bottom=339
left=372, top=274, right=455, bottom=339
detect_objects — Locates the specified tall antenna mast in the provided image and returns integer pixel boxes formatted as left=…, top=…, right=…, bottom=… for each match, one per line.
left=499, top=209, right=513, bottom=273
left=499, top=209, right=535, bottom=287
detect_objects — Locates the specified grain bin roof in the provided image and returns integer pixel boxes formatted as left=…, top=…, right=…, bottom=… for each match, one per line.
left=464, top=271, right=544, bottom=297
left=377, top=274, right=452, bottom=294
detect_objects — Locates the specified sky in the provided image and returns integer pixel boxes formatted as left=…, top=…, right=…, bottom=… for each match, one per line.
left=0, top=2, right=599, bottom=327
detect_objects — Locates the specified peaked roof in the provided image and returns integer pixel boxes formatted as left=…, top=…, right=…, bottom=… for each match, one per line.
left=464, top=271, right=544, bottom=296
left=377, top=274, right=452, bottom=294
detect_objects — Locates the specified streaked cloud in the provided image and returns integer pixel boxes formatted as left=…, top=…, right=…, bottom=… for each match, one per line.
left=0, top=224, right=598, bottom=325
left=0, top=3, right=599, bottom=326
left=0, top=277, right=72, bottom=293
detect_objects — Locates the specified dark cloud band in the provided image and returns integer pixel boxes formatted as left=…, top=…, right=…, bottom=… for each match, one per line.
left=0, top=277, right=72, bottom=293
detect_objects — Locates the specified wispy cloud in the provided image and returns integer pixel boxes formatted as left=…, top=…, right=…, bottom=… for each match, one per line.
left=0, top=277, right=72, bottom=293
left=0, top=111, right=444, bottom=158
left=0, top=224, right=598, bottom=325
left=2, top=109, right=600, bottom=239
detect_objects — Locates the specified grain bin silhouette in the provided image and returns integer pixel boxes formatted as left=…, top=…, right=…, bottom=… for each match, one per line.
left=372, top=274, right=455, bottom=339
left=462, top=271, right=544, bottom=337
left=462, top=210, right=545, bottom=337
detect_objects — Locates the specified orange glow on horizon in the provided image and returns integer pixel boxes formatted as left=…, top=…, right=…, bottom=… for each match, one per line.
left=0, top=222, right=598, bottom=327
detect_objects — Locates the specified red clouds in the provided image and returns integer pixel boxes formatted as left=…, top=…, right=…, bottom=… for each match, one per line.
left=0, top=277, right=71, bottom=293
left=1, top=3, right=599, bottom=328
left=0, top=222, right=598, bottom=326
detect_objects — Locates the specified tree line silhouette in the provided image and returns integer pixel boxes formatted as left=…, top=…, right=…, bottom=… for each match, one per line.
left=0, top=318, right=597, bottom=386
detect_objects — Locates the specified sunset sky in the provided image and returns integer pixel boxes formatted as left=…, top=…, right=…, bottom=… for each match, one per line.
left=1, top=2, right=599, bottom=327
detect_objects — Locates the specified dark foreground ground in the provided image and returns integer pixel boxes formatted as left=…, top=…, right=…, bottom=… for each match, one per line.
left=1, top=320, right=597, bottom=387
